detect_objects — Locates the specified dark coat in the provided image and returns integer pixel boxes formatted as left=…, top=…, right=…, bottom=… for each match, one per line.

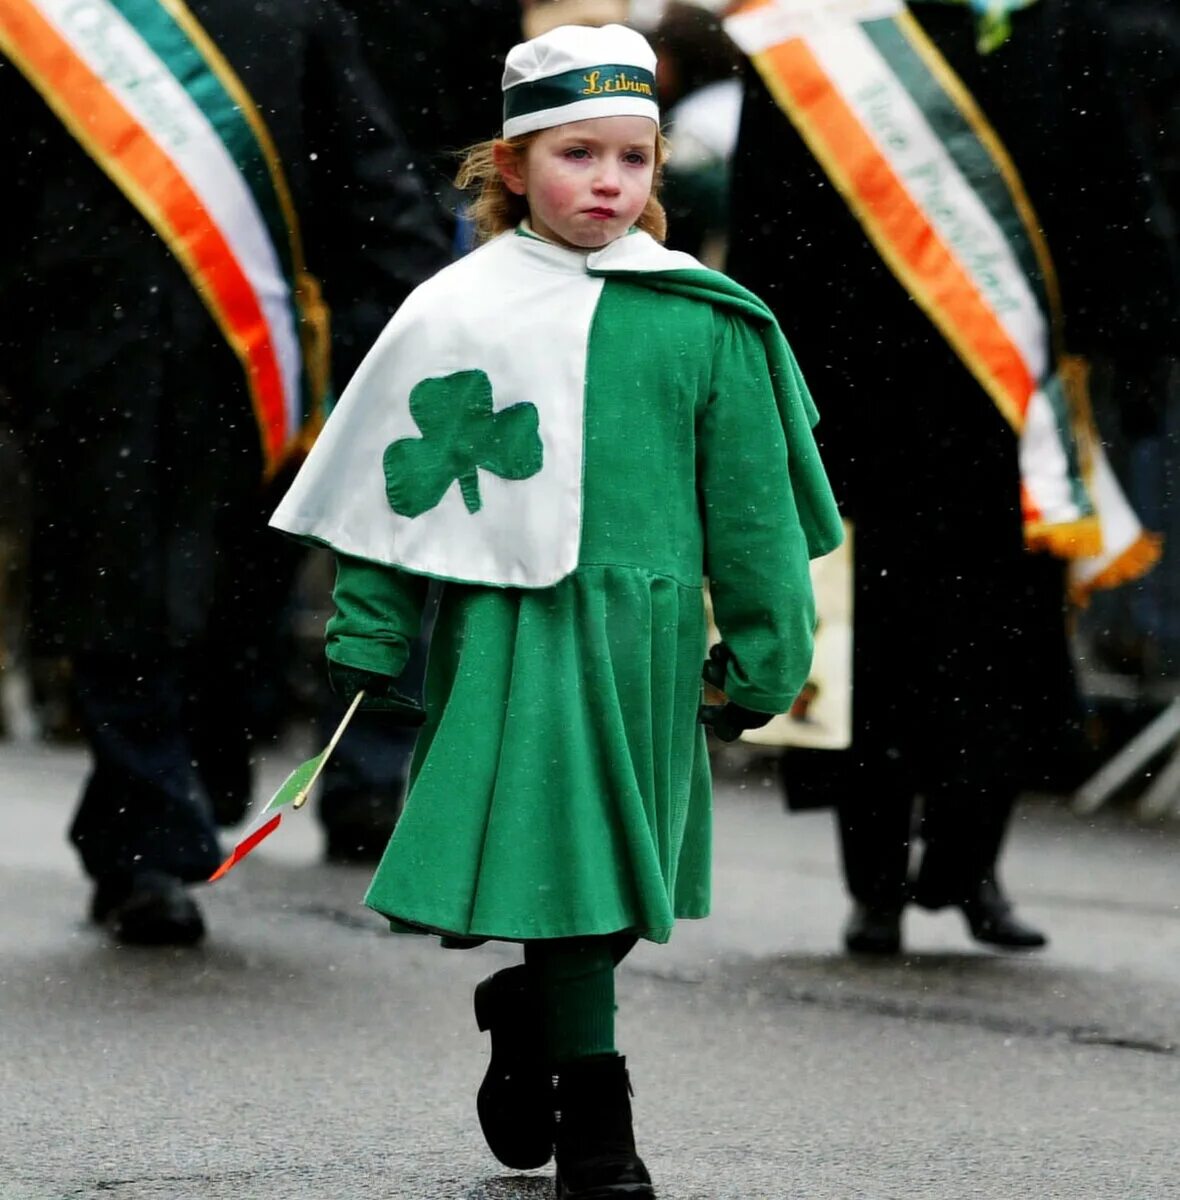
left=336, top=0, right=522, bottom=220
left=725, top=0, right=1178, bottom=801
left=1100, top=0, right=1180, bottom=335
left=0, top=0, right=451, bottom=656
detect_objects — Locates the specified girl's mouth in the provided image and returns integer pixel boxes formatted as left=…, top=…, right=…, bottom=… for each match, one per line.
left=586, top=207, right=616, bottom=219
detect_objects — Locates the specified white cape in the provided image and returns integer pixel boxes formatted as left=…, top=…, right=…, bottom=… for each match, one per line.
left=270, top=229, right=700, bottom=588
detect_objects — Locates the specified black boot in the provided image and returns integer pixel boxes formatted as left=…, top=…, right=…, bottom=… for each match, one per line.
left=843, top=902, right=903, bottom=956
left=473, top=965, right=555, bottom=1169
left=959, top=877, right=1047, bottom=950
left=554, top=1054, right=654, bottom=1199
left=91, top=870, right=205, bottom=946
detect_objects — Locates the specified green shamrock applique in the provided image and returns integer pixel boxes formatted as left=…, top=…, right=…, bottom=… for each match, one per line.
left=383, top=369, right=543, bottom=518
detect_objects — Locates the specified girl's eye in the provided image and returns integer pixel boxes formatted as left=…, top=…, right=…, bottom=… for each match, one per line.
left=565, top=147, right=590, bottom=160
left=624, top=152, right=648, bottom=166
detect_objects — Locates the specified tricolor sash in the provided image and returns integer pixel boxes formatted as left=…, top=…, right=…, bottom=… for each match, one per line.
left=725, top=0, right=1160, bottom=596
left=0, top=0, right=330, bottom=472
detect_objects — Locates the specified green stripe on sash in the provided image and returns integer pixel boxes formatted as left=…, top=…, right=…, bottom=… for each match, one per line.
left=1040, top=373, right=1091, bottom=515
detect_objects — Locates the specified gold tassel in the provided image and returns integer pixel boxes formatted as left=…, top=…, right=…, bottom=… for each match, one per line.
left=1024, top=515, right=1103, bottom=559
left=1070, top=532, right=1165, bottom=606
left=296, top=269, right=332, bottom=411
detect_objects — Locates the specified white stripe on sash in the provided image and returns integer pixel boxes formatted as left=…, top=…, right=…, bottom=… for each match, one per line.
left=1021, top=388, right=1076, bottom=518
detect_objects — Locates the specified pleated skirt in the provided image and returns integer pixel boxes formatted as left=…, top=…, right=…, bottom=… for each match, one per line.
left=363, top=564, right=712, bottom=943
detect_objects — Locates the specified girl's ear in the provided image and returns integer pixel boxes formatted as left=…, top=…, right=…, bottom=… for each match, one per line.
left=493, top=140, right=528, bottom=197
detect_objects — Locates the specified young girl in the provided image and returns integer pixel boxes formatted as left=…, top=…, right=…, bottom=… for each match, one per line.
left=272, top=23, right=842, bottom=1199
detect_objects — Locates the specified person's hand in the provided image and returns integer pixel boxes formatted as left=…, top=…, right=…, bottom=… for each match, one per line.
left=327, top=660, right=426, bottom=726
left=698, top=643, right=774, bottom=742
left=698, top=699, right=773, bottom=742
left=701, top=641, right=730, bottom=691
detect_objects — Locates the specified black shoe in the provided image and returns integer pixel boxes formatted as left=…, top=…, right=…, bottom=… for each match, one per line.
left=91, top=871, right=205, bottom=946
left=843, top=902, right=903, bottom=956
left=554, top=1054, right=654, bottom=1199
left=473, top=965, right=555, bottom=1170
left=960, top=878, right=1047, bottom=950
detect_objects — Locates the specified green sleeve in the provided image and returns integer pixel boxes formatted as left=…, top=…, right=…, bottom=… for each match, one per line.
left=699, top=311, right=818, bottom=713
left=325, top=554, right=428, bottom=678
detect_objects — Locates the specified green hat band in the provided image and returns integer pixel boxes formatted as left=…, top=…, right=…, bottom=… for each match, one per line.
left=504, top=64, right=658, bottom=127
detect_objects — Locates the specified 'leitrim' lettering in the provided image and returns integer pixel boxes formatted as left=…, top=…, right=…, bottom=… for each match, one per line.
left=581, top=70, right=654, bottom=97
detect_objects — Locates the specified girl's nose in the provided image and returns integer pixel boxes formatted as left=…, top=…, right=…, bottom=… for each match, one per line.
left=593, top=168, right=621, bottom=195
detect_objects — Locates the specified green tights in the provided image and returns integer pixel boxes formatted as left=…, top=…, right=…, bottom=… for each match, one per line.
left=523, top=933, right=638, bottom=1065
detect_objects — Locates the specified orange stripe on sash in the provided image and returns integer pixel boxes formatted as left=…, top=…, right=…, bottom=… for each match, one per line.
left=752, top=37, right=1035, bottom=429
left=0, top=0, right=289, bottom=464
left=1020, top=481, right=1041, bottom=525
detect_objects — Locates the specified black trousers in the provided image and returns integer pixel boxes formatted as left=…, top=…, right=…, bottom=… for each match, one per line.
left=28, top=329, right=300, bottom=881
left=836, top=781, right=1017, bottom=911
left=68, top=650, right=222, bottom=883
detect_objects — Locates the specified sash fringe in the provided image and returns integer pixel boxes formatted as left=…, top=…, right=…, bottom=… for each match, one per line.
left=1024, top=516, right=1103, bottom=560
left=1070, top=532, right=1164, bottom=606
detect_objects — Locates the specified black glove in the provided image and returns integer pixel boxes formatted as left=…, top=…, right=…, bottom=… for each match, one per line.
left=327, top=660, right=427, bottom=726
left=698, top=643, right=774, bottom=743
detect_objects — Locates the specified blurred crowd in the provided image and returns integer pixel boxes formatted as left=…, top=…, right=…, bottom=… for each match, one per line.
left=0, top=0, right=1177, bottom=949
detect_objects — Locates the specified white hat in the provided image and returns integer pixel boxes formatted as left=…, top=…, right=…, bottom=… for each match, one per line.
left=502, top=23, right=660, bottom=139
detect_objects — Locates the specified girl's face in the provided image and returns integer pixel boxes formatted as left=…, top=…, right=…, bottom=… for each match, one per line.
left=499, top=116, right=657, bottom=249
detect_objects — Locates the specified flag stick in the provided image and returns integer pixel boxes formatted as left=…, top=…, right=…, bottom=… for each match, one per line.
left=292, top=689, right=365, bottom=809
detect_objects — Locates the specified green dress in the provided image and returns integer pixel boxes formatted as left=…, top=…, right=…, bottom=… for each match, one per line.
left=324, top=270, right=839, bottom=944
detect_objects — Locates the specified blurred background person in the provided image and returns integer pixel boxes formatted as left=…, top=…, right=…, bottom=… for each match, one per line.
left=1074, top=0, right=1180, bottom=721
left=0, top=0, right=449, bottom=944
left=336, top=0, right=521, bottom=250
left=0, top=390, right=31, bottom=740
left=651, top=1, right=742, bottom=264
left=521, top=0, right=629, bottom=38
left=723, top=0, right=1179, bottom=955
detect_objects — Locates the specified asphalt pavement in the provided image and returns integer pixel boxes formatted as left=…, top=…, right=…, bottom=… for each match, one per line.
left=2, top=735, right=1178, bottom=1200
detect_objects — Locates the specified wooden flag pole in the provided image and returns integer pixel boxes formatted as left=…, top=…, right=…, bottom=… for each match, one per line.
left=292, top=689, right=365, bottom=809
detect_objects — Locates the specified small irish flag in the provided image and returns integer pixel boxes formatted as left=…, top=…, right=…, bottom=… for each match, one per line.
left=208, top=692, right=364, bottom=881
